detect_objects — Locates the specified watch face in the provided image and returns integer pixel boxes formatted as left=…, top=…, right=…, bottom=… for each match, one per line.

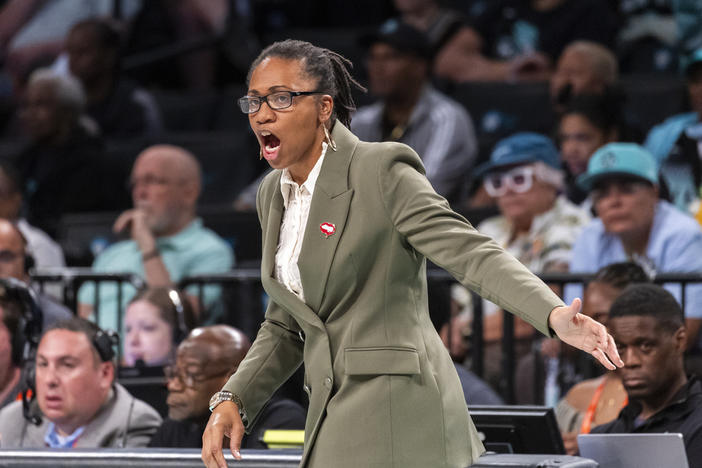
left=209, top=393, right=220, bottom=407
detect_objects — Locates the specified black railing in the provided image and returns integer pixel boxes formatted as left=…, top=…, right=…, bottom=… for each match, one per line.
left=30, top=269, right=702, bottom=403
left=33, top=269, right=145, bottom=362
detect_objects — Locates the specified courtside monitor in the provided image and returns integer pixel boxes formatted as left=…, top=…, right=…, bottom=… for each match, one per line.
left=469, top=405, right=565, bottom=455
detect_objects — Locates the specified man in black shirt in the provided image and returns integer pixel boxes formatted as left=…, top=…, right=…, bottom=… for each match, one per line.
left=148, top=325, right=305, bottom=449
left=592, top=284, right=702, bottom=467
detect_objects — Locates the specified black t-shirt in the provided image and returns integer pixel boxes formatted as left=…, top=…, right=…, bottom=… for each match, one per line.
left=592, top=377, right=702, bottom=468
left=148, top=397, right=306, bottom=450
left=470, top=0, right=618, bottom=61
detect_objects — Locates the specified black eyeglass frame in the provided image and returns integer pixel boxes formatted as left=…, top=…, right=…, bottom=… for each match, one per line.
left=238, top=90, right=323, bottom=114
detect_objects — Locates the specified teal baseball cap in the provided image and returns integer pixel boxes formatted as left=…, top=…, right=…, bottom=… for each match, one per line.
left=473, top=132, right=560, bottom=178
left=577, top=143, right=659, bottom=191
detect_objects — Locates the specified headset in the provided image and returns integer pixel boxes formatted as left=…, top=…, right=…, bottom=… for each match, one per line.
left=167, top=288, right=188, bottom=344
left=0, top=277, right=43, bottom=426
left=1, top=277, right=43, bottom=368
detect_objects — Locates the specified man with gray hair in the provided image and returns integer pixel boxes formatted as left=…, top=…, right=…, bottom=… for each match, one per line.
left=15, top=67, right=103, bottom=237
left=550, top=40, right=619, bottom=112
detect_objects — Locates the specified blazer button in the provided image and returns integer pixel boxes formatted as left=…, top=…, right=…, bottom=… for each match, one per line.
left=323, top=377, right=332, bottom=388
left=303, top=384, right=311, bottom=395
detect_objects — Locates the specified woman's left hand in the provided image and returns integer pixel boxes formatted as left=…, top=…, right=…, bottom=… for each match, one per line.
left=549, top=298, right=624, bottom=370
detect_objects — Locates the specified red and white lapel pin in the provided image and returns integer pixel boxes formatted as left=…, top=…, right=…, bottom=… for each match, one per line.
left=319, top=222, right=336, bottom=238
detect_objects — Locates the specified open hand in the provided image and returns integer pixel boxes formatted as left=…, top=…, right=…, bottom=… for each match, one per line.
left=549, top=298, right=624, bottom=370
left=202, top=401, right=245, bottom=468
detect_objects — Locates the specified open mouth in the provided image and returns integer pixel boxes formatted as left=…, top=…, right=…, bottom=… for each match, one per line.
left=260, top=130, right=281, bottom=161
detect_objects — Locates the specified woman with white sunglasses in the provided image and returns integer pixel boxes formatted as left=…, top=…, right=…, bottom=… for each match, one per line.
left=450, top=132, right=591, bottom=390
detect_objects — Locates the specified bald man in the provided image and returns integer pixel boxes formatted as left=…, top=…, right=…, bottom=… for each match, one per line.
left=78, top=145, right=234, bottom=331
left=0, top=218, right=70, bottom=330
left=149, top=325, right=306, bottom=449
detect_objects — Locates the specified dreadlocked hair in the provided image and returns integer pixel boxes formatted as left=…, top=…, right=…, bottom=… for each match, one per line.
left=247, top=39, right=366, bottom=128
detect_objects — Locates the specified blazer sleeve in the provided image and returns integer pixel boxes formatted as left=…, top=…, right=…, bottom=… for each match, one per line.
left=221, top=301, right=304, bottom=433
left=375, top=145, right=563, bottom=337
left=221, top=176, right=304, bottom=432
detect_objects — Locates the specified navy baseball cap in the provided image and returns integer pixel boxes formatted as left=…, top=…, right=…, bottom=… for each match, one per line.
left=473, top=132, right=560, bottom=178
left=360, top=19, right=432, bottom=60
left=577, top=143, right=659, bottom=191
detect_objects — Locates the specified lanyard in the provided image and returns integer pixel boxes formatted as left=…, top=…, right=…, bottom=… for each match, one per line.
left=580, top=376, right=628, bottom=434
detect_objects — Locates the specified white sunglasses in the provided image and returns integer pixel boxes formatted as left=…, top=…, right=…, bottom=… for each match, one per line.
left=483, top=166, right=535, bottom=197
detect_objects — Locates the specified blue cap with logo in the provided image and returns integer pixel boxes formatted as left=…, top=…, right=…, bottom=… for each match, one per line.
left=577, top=143, right=659, bottom=191
left=473, top=132, right=560, bottom=178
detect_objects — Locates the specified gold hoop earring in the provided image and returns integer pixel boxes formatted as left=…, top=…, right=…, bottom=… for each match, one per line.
left=259, top=149, right=263, bottom=160
left=323, top=125, right=337, bottom=151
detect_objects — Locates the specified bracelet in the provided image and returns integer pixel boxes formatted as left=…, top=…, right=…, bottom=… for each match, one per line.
left=142, top=248, right=160, bottom=262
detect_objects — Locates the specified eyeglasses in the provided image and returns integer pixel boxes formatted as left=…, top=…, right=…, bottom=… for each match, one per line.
left=483, top=166, right=535, bottom=197
left=164, top=364, right=230, bottom=388
left=127, top=174, right=178, bottom=192
left=238, top=90, right=322, bottom=114
left=0, top=249, right=21, bottom=263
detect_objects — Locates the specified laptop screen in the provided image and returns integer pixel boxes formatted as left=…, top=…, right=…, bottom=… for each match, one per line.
left=578, top=433, right=689, bottom=468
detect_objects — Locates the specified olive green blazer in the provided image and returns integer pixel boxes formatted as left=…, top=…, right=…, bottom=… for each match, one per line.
left=223, top=123, right=563, bottom=468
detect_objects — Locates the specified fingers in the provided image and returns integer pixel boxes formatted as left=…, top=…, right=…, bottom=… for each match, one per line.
left=230, top=429, right=242, bottom=460
left=201, top=425, right=228, bottom=468
left=591, top=346, right=616, bottom=371
left=605, top=332, right=624, bottom=368
left=113, top=210, right=135, bottom=233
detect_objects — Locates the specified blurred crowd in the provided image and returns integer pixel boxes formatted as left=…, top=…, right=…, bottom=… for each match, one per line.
left=0, top=0, right=701, bottom=461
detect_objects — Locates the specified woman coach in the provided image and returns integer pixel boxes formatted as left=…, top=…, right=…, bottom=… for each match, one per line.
left=202, top=38, right=622, bottom=468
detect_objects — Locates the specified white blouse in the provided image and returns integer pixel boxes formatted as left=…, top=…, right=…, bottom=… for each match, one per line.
left=274, top=142, right=328, bottom=301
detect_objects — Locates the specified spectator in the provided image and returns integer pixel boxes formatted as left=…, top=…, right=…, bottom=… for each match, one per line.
left=0, top=161, right=65, bottom=270
left=59, top=18, right=162, bottom=138
left=15, top=68, right=104, bottom=237
left=568, top=143, right=702, bottom=353
left=0, top=278, right=42, bottom=409
left=555, top=262, right=650, bottom=455
left=423, top=0, right=617, bottom=82
left=0, top=219, right=71, bottom=329
left=557, top=93, right=622, bottom=205
left=616, top=0, right=702, bottom=74
left=645, top=48, right=702, bottom=212
left=550, top=41, right=618, bottom=112
left=591, top=284, right=702, bottom=466
left=78, top=144, right=234, bottom=332
left=0, top=317, right=162, bottom=447
left=0, top=0, right=142, bottom=87
left=352, top=19, right=477, bottom=201
left=148, top=325, right=305, bottom=449
left=453, top=132, right=590, bottom=388
left=124, top=288, right=195, bottom=367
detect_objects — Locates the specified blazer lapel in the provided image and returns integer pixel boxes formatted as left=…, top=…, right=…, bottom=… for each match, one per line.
left=261, top=177, right=284, bottom=280
left=297, top=123, right=358, bottom=314
left=259, top=170, right=328, bottom=332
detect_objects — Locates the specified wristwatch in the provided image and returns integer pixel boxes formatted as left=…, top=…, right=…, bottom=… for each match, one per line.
left=209, top=390, right=241, bottom=412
